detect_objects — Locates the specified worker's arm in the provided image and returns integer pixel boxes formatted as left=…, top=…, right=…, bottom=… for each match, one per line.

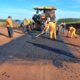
left=35, top=23, right=49, bottom=38
left=42, top=22, right=49, bottom=32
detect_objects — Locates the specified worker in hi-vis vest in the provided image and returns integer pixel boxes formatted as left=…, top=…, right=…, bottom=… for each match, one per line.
left=48, top=21, right=56, bottom=40
left=67, top=26, right=77, bottom=38
left=35, top=18, right=56, bottom=40
left=23, top=18, right=32, bottom=33
left=6, top=16, right=13, bottom=38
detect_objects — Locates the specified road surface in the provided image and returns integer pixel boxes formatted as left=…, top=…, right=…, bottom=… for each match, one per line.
left=0, top=27, right=80, bottom=80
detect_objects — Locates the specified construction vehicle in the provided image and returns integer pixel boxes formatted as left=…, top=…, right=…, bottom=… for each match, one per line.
left=32, top=6, right=56, bottom=31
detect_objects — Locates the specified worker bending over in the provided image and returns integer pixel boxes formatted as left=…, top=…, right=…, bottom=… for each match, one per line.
left=35, top=20, right=56, bottom=40
left=67, top=26, right=77, bottom=38
left=23, top=18, right=32, bottom=33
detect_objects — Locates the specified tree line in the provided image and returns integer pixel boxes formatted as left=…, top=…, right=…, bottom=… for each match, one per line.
left=57, top=18, right=80, bottom=24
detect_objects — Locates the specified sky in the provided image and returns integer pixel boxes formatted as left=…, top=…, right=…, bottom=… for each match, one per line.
left=0, top=0, right=80, bottom=20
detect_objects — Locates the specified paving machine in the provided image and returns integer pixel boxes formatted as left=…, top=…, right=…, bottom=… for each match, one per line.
left=32, top=6, right=56, bottom=31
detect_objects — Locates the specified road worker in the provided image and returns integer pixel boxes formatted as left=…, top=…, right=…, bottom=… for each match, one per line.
left=60, top=22, right=66, bottom=35
left=67, top=26, right=77, bottom=38
left=49, top=21, right=56, bottom=40
left=6, top=16, right=13, bottom=38
left=35, top=18, right=56, bottom=40
left=23, top=18, right=32, bottom=33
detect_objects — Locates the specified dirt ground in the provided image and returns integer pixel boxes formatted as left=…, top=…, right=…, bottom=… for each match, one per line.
left=0, top=27, right=80, bottom=80
left=62, top=31, right=80, bottom=58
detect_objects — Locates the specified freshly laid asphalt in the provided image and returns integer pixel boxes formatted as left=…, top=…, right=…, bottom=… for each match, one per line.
left=0, top=32, right=78, bottom=61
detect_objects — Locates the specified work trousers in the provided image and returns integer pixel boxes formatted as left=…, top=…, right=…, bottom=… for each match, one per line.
left=7, top=27, right=13, bottom=38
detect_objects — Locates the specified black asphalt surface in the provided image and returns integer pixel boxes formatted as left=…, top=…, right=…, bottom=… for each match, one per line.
left=0, top=32, right=79, bottom=67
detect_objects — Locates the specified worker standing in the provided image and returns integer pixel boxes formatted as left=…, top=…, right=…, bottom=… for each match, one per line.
left=60, top=22, right=66, bottom=34
left=49, top=21, right=56, bottom=40
left=6, top=16, right=13, bottom=38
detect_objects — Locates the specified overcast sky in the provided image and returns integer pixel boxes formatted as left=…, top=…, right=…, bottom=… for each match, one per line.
left=0, top=0, right=80, bottom=20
